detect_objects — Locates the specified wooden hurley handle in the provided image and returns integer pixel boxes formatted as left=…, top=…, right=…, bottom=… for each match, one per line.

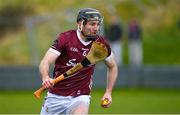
left=34, top=74, right=65, bottom=99
left=33, top=86, right=46, bottom=99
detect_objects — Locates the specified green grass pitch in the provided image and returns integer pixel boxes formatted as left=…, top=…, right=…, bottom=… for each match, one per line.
left=0, top=88, right=180, bottom=114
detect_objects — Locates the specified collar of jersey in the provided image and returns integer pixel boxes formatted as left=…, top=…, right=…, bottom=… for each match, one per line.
left=76, top=29, right=92, bottom=46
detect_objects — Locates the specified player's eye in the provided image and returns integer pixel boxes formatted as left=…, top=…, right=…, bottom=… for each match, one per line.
left=91, top=23, right=99, bottom=27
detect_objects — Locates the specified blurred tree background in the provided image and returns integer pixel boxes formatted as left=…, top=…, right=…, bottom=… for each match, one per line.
left=0, top=0, right=179, bottom=65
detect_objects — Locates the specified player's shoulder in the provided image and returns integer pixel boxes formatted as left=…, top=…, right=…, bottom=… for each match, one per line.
left=62, top=29, right=76, bottom=36
left=96, top=35, right=109, bottom=45
left=57, top=29, right=76, bottom=40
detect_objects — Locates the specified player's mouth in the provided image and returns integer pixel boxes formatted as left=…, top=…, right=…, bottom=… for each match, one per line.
left=91, top=32, right=98, bottom=36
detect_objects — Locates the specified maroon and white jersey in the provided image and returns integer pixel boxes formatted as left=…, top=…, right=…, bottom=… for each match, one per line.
left=48, top=29, right=111, bottom=96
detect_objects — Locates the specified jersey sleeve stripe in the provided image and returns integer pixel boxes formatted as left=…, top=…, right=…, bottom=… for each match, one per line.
left=105, top=51, right=113, bottom=61
left=48, top=48, right=61, bottom=56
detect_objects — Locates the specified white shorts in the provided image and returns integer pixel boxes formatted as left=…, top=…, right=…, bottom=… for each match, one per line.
left=40, top=92, right=90, bottom=115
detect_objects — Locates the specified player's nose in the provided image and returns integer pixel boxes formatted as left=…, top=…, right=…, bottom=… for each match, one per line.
left=93, top=25, right=99, bottom=31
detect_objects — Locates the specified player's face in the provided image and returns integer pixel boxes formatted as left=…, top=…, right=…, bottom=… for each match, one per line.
left=82, top=20, right=100, bottom=37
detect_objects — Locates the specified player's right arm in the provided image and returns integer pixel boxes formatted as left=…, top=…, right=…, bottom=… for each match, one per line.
left=39, top=48, right=59, bottom=89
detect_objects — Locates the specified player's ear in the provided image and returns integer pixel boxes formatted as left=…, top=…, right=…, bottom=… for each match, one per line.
left=77, top=20, right=84, bottom=31
left=77, top=22, right=81, bottom=30
left=77, top=21, right=81, bottom=26
left=77, top=20, right=80, bottom=24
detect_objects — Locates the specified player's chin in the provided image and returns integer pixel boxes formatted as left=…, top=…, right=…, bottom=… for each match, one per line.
left=89, top=34, right=97, bottom=37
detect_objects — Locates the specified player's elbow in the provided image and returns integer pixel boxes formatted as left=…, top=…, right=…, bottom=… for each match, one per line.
left=39, top=59, right=49, bottom=71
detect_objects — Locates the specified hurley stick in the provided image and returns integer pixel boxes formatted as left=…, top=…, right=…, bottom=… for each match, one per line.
left=34, top=41, right=108, bottom=99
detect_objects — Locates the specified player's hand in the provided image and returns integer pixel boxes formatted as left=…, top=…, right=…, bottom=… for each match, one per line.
left=101, top=93, right=112, bottom=108
left=42, top=77, right=54, bottom=89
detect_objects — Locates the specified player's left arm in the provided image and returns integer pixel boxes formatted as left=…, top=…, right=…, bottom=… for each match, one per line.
left=101, top=52, right=118, bottom=108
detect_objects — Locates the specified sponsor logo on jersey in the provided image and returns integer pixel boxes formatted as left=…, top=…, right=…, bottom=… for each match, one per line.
left=66, top=58, right=77, bottom=67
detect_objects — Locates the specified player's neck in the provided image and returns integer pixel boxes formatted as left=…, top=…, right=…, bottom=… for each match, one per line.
left=80, top=33, right=88, bottom=42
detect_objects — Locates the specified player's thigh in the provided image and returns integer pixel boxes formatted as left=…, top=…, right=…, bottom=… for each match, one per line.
left=41, top=92, right=70, bottom=114
left=71, top=101, right=89, bottom=114
left=68, top=95, right=90, bottom=114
